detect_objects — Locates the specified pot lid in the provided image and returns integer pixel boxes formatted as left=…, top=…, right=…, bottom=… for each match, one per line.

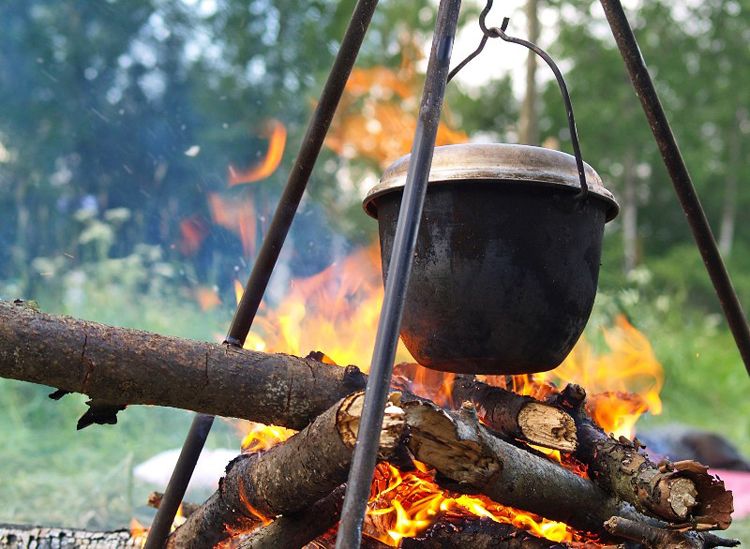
left=363, top=143, right=619, bottom=221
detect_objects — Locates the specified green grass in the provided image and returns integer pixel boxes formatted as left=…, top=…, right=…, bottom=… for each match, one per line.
left=0, top=292, right=240, bottom=530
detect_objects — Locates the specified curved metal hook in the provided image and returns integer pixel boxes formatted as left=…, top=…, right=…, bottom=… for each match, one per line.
left=446, top=0, right=493, bottom=83
left=447, top=0, right=589, bottom=197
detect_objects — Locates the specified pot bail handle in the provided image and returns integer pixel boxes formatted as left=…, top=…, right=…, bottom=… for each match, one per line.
left=448, top=0, right=589, bottom=198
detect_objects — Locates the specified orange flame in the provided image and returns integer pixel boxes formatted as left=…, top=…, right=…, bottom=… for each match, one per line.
left=129, top=504, right=186, bottom=547
left=130, top=518, right=148, bottom=543
left=366, top=462, right=573, bottom=546
left=241, top=244, right=413, bottom=368
left=208, top=192, right=257, bottom=258
left=326, top=44, right=468, bottom=167
left=240, top=422, right=296, bottom=454
left=228, top=119, right=287, bottom=185
left=195, top=286, right=222, bottom=311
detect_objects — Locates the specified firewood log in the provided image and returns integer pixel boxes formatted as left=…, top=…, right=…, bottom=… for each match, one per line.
left=167, top=392, right=406, bottom=548
left=0, top=300, right=367, bottom=430
left=234, top=486, right=345, bottom=549
left=451, top=374, right=577, bottom=452
left=603, top=516, right=739, bottom=549
left=403, top=398, right=660, bottom=535
left=555, top=384, right=733, bottom=529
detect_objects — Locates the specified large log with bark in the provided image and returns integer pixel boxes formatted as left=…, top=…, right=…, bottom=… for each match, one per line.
left=0, top=300, right=366, bottom=430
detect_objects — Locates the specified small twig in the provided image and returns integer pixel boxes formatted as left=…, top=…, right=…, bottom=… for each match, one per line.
left=147, top=492, right=200, bottom=517
left=604, top=516, right=740, bottom=549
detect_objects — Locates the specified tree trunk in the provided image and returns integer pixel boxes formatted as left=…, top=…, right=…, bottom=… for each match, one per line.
left=519, top=0, right=540, bottom=145
left=622, top=147, right=638, bottom=274
left=0, top=300, right=367, bottom=431
left=718, top=109, right=742, bottom=257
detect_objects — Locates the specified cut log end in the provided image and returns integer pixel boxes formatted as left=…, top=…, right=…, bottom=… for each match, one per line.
left=518, top=402, right=578, bottom=452
left=337, top=392, right=405, bottom=459
left=667, top=477, right=699, bottom=519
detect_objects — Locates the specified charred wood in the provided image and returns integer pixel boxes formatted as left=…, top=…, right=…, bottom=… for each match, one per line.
left=452, top=375, right=577, bottom=452
left=0, top=524, right=141, bottom=548
left=556, top=384, right=733, bottom=529
left=400, top=518, right=564, bottom=548
left=167, top=392, right=406, bottom=548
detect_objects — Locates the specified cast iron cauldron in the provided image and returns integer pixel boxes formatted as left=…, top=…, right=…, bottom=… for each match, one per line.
left=363, top=144, right=619, bottom=375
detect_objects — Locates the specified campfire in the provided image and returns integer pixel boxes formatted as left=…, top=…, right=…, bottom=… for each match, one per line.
left=159, top=245, right=725, bottom=549
left=0, top=263, right=737, bottom=548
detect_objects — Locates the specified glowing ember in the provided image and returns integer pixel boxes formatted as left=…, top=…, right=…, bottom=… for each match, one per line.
left=366, top=462, right=573, bottom=546
left=208, top=192, right=258, bottom=258
left=228, top=119, right=287, bottom=186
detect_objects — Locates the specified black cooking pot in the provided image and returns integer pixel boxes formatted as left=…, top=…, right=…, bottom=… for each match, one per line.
left=363, top=144, right=619, bottom=375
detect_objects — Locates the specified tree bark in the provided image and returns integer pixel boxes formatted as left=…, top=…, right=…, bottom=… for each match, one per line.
left=519, top=0, right=540, bottom=145
left=718, top=109, right=742, bottom=257
left=0, top=524, right=142, bottom=549
left=452, top=375, right=577, bottom=452
left=168, top=392, right=406, bottom=548
left=555, top=384, right=733, bottom=529
left=0, top=300, right=367, bottom=430
left=235, top=486, right=345, bottom=549
left=622, top=147, right=638, bottom=273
